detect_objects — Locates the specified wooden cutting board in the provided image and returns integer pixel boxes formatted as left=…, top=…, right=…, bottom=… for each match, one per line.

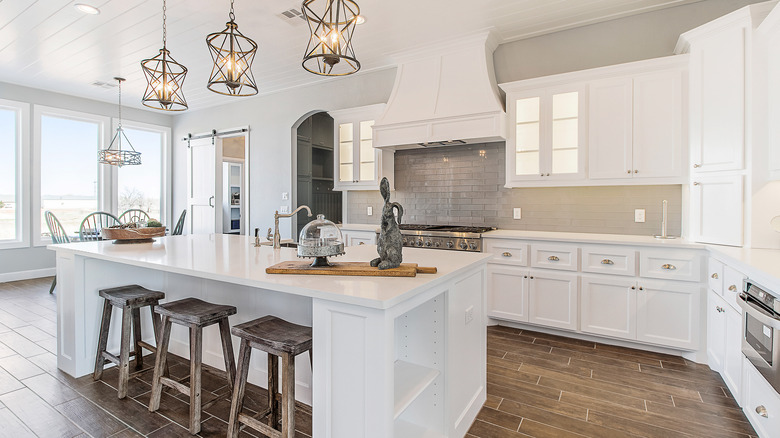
left=266, top=261, right=437, bottom=277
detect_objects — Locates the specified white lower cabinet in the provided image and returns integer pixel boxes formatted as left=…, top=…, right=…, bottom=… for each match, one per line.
left=487, top=265, right=528, bottom=322
left=742, top=357, right=780, bottom=438
left=723, top=306, right=743, bottom=401
left=636, top=279, right=700, bottom=350
left=707, top=290, right=727, bottom=373
left=528, top=270, right=578, bottom=331
left=581, top=275, right=637, bottom=340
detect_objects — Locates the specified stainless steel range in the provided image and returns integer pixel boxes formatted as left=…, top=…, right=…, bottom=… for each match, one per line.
left=394, top=224, right=495, bottom=251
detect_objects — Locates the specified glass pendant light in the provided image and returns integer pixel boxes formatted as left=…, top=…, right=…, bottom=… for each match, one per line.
left=98, top=78, right=141, bottom=167
left=206, top=0, right=258, bottom=96
left=141, top=0, right=188, bottom=111
left=302, top=0, right=361, bottom=76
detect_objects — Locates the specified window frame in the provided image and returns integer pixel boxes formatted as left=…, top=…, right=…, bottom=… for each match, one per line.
left=33, top=105, right=110, bottom=246
left=108, top=119, right=172, bottom=228
left=0, top=99, right=30, bottom=250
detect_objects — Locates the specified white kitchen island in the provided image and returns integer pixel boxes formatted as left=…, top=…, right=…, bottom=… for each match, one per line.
left=48, top=234, right=490, bottom=438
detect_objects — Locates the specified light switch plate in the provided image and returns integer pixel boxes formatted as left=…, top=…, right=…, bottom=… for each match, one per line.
left=367, top=206, right=373, bottom=216
left=513, top=208, right=522, bottom=219
left=634, top=209, right=646, bottom=223
left=281, top=192, right=288, bottom=200
left=280, top=206, right=289, bottom=214
left=465, top=306, right=474, bottom=324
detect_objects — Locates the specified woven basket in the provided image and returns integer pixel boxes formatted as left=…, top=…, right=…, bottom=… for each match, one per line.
left=102, top=226, right=166, bottom=241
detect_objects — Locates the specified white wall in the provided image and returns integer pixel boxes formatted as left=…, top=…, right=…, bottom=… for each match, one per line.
left=171, top=68, right=396, bottom=241
left=0, top=81, right=172, bottom=277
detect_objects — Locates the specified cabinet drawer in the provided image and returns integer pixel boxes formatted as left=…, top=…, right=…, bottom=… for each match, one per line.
left=640, top=249, right=702, bottom=282
left=708, top=257, right=724, bottom=295
left=742, top=357, right=780, bottom=438
left=530, top=244, right=579, bottom=271
left=581, top=246, right=636, bottom=276
left=483, top=239, right=529, bottom=266
left=722, top=265, right=745, bottom=312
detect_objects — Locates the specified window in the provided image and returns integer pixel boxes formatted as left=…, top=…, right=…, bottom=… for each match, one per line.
left=117, top=123, right=168, bottom=223
left=0, top=99, right=29, bottom=249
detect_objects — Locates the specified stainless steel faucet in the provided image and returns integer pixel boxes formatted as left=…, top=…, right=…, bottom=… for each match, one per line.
left=267, top=205, right=312, bottom=249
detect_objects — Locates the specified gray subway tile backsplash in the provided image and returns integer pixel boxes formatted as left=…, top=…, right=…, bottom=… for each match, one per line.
left=346, top=142, right=682, bottom=236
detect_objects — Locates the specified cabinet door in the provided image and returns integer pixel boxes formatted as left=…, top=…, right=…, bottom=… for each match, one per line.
left=588, top=78, right=633, bottom=179
left=689, top=27, right=746, bottom=172
left=690, top=174, right=743, bottom=246
left=548, top=88, right=585, bottom=179
left=636, top=279, right=700, bottom=350
left=487, top=265, right=528, bottom=322
left=632, top=70, right=683, bottom=178
left=357, top=120, right=376, bottom=182
left=336, top=122, right=355, bottom=184
left=581, top=275, right=636, bottom=340
left=342, top=230, right=376, bottom=246
left=723, top=305, right=742, bottom=401
left=511, top=94, right=543, bottom=179
left=528, top=270, right=578, bottom=331
left=722, top=265, right=745, bottom=311
left=707, top=257, right=724, bottom=295
left=707, top=290, right=726, bottom=373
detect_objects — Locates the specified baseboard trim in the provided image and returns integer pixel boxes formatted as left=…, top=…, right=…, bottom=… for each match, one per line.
left=0, top=267, right=56, bottom=283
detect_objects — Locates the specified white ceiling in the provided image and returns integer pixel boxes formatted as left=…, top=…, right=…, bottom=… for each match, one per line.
left=0, top=0, right=701, bottom=112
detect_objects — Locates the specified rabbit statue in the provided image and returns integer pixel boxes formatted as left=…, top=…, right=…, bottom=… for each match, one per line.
left=370, top=177, right=404, bottom=270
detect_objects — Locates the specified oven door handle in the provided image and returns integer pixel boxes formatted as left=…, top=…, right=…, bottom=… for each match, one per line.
left=738, top=293, right=780, bottom=329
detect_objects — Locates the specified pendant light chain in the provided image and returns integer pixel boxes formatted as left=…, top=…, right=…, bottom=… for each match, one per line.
left=229, top=0, right=235, bottom=22
left=162, top=0, right=167, bottom=48
left=117, top=79, right=122, bottom=129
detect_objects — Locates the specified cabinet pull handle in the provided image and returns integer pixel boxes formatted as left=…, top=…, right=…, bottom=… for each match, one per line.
left=693, top=182, right=700, bottom=186
left=716, top=306, right=724, bottom=313
left=546, top=173, right=550, bottom=176
left=711, top=273, right=718, bottom=279
left=601, top=259, right=614, bottom=265
left=728, top=285, right=737, bottom=292
left=358, top=242, right=365, bottom=245
left=502, top=252, right=512, bottom=257
left=548, top=256, right=559, bottom=261
left=756, top=405, right=768, bottom=418
left=540, top=173, right=544, bottom=177
left=693, top=163, right=701, bottom=168
left=661, top=264, right=676, bottom=270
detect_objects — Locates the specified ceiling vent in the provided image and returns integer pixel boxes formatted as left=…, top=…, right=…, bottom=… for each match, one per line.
left=279, top=8, right=305, bottom=25
left=91, top=80, right=118, bottom=89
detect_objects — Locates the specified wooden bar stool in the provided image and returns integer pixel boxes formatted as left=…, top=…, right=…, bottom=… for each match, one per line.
left=93, top=285, right=165, bottom=399
left=148, top=297, right=237, bottom=435
left=226, top=315, right=313, bottom=438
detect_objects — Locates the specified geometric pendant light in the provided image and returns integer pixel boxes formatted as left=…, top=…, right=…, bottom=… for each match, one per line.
left=206, top=0, right=258, bottom=96
left=141, top=0, right=188, bottom=111
left=98, top=78, right=141, bottom=167
left=301, top=0, right=361, bottom=76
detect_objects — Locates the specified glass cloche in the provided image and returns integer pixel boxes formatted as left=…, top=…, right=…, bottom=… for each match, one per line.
left=297, top=214, right=345, bottom=267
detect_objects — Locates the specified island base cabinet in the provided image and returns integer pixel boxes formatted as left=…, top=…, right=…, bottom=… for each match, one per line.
left=742, top=357, right=780, bottom=438
left=636, top=280, right=700, bottom=350
left=487, top=265, right=528, bottom=322
left=528, top=270, right=578, bottom=331
left=580, top=275, right=636, bottom=340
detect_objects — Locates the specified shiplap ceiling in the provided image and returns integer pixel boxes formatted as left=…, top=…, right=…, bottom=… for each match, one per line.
left=0, top=0, right=702, bottom=112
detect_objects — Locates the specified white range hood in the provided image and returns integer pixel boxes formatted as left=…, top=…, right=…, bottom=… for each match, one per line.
left=373, top=32, right=506, bottom=150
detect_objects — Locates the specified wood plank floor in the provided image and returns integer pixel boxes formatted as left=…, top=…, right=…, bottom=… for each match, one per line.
left=0, top=277, right=759, bottom=437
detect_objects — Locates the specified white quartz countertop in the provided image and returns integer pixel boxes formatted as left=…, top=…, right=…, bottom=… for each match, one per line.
left=484, top=229, right=704, bottom=249
left=707, top=244, right=780, bottom=293
left=48, top=234, right=489, bottom=309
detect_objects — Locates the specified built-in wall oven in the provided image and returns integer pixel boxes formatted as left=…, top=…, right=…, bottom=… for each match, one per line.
left=738, top=279, right=780, bottom=392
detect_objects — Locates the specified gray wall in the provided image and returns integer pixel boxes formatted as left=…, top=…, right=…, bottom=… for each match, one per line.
left=347, top=143, right=682, bottom=236
left=0, top=81, right=173, bottom=276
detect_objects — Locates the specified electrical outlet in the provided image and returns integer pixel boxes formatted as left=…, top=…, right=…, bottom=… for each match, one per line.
left=634, top=209, right=646, bottom=223
left=513, top=208, right=522, bottom=220
left=367, top=206, right=373, bottom=216
left=465, top=306, right=474, bottom=325
left=280, top=206, right=289, bottom=214
left=281, top=192, right=288, bottom=200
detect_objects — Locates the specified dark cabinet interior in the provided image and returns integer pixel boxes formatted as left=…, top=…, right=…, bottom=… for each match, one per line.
left=296, top=112, right=341, bottom=237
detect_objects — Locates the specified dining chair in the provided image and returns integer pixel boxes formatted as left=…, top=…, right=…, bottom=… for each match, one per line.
left=118, top=208, right=151, bottom=224
left=44, top=211, right=70, bottom=294
left=79, top=212, right=120, bottom=242
left=172, top=209, right=186, bottom=236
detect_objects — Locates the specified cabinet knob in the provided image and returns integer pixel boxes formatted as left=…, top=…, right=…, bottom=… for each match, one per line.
left=693, top=163, right=701, bottom=168
left=523, top=275, right=528, bottom=279
left=529, top=276, right=534, bottom=279
left=627, top=170, right=631, bottom=174
left=639, top=286, right=644, bottom=291
left=631, top=286, right=636, bottom=290
left=548, top=255, right=559, bottom=262
left=711, top=273, right=718, bottom=279
left=661, top=264, right=676, bottom=270
left=601, top=259, right=614, bottom=265
left=716, top=306, right=724, bottom=313
left=693, top=182, right=700, bottom=186
left=634, top=169, right=638, bottom=173
left=756, top=405, right=768, bottom=418
left=358, top=242, right=365, bottom=245
left=728, top=285, right=737, bottom=292
left=540, top=173, right=544, bottom=177
left=546, top=173, right=550, bottom=176
left=502, top=252, right=512, bottom=258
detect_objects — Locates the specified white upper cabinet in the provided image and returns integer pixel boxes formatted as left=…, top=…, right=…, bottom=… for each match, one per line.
left=588, top=60, right=685, bottom=181
left=759, top=4, right=780, bottom=181
left=331, top=104, right=394, bottom=191
left=505, top=84, right=587, bottom=185
left=690, top=174, right=744, bottom=246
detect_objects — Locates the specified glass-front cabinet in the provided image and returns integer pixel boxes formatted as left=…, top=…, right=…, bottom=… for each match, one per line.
left=331, top=103, right=393, bottom=191
left=506, top=85, right=587, bottom=186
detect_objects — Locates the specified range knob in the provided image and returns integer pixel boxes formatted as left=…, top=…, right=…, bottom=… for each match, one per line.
left=459, top=242, right=468, bottom=250
left=469, top=242, right=478, bottom=250
left=402, top=238, right=407, bottom=246
left=446, top=241, right=454, bottom=249
left=416, top=239, right=424, bottom=247
left=425, top=241, right=432, bottom=247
